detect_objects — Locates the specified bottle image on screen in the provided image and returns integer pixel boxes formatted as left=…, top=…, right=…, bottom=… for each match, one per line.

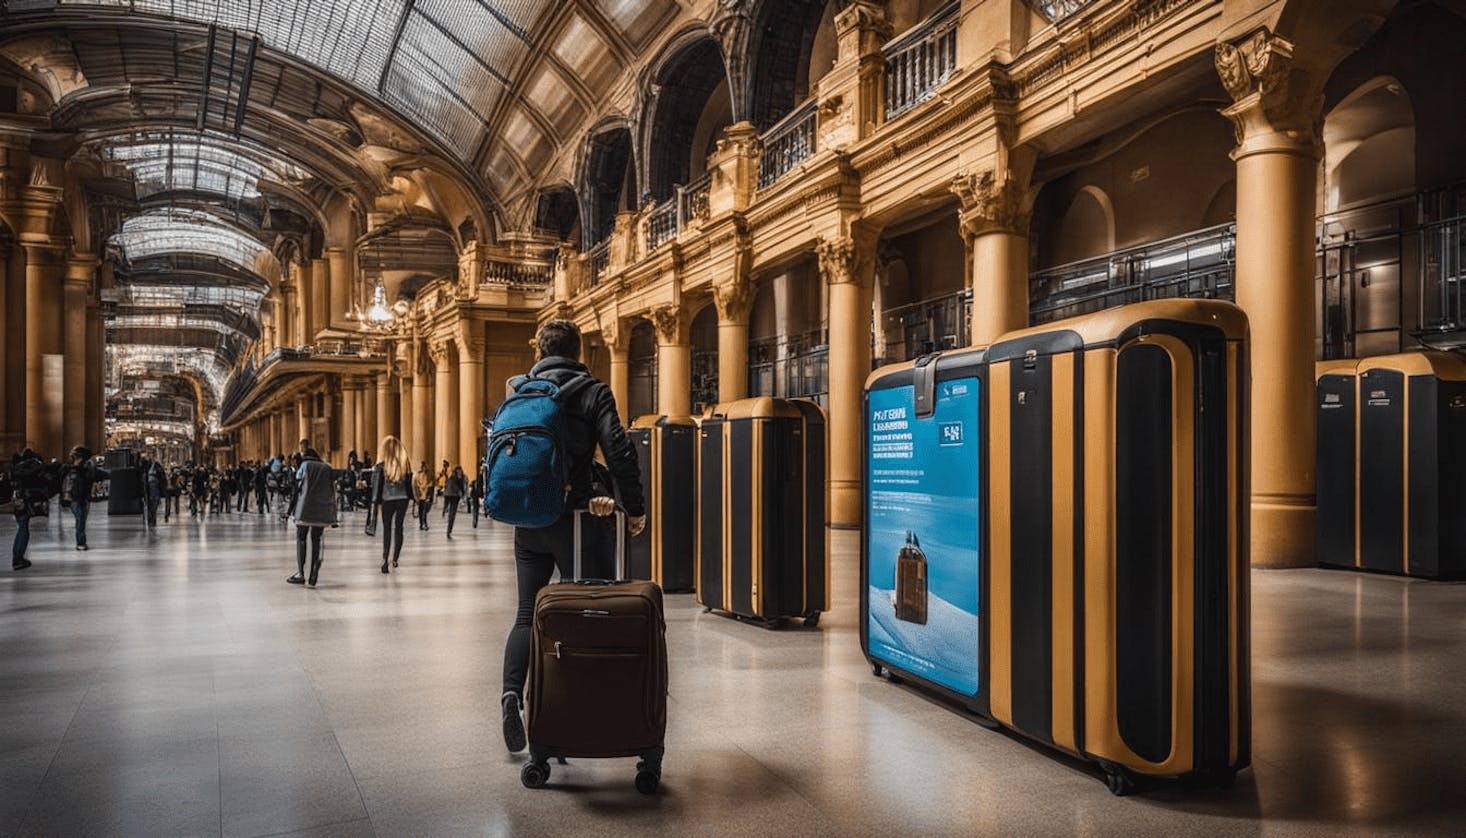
left=895, top=530, right=928, bottom=625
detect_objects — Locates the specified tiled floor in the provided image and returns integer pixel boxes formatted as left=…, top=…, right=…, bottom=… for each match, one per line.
left=1, top=504, right=1463, bottom=837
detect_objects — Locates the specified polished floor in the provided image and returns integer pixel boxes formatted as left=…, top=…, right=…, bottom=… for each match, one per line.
left=1, top=503, right=1463, bottom=838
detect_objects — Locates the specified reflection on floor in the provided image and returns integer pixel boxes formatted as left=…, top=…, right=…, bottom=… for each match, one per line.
left=1, top=506, right=1463, bottom=837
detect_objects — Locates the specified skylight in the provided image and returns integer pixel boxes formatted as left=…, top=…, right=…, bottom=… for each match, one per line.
left=112, top=208, right=269, bottom=272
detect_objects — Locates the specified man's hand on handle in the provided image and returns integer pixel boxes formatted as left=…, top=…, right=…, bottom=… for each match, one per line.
left=588, top=494, right=647, bottom=538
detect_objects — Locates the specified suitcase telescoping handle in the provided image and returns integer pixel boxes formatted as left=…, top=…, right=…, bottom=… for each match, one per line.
left=571, top=505, right=627, bottom=583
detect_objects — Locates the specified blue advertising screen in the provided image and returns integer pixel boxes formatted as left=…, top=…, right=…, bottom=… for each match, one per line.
left=866, top=377, right=982, bottom=696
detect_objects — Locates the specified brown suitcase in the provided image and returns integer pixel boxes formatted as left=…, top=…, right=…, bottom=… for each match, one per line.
left=521, top=510, right=668, bottom=793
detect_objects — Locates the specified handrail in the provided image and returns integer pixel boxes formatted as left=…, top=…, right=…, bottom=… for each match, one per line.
left=646, top=197, right=679, bottom=252
left=758, top=98, right=818, bottom=190
left=483, top=256, right=553, bottom=288
left=587, top=240, right=612, bottom=288
left=884, top=2, right=960, bottom=120
left=681, top=172, right=711, bottom=226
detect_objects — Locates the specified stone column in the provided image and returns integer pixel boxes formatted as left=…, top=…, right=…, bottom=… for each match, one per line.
left=310, top=257, right=329, bottom=339
left=377, top=372, right=397, bottom=444
left=327, top=247, right=353, bottom=331
left=412, top=351, right=433, bottom=470
left=458, top=322, right=486, bottom=469
left=62, top=259, right=92, bottom=450
left=714, top=275, right=753, bottom=405
left=431, top=340, right=460, bottom=467
left=22, top=240, right=63, bottom=456
left=295, top=398, right=309, bottom=453
left=280, top=277, right=298, bottom=348
left=603, top=320, right=631, bottom=425
left=650, top=305, right=690, bottom=418
left=952, top=169, right=1031, bottom=346
left=340, top=378, right=358, bottom=457
left=4, top=235, right=27, bottom=442
left=0, top=241, right=8, bottom=446
left=1217, top=31, right=1320, bottom=568
left=819, top=231, right=878, bottom=527
left=85, top=299, right=104, bottom=450
left=360, top=382, right=376, bottom=458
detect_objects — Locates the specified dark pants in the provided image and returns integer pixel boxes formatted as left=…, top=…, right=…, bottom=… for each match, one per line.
left=416, top=500, right=431, bottom=530
left=70, top=501, right=89, bottom=547
left=444, top=496, right=461, bottom=535
left=239, top=491, right=249, bottom=512
left=471, top=497, right=480, bottom=528
left=296, top=526, right=324, bottom=578
left=380, top=499, right=408, bottom=562
left=145, top=488, right=161, bottom=527
left=12, top=513, right=30, bottom=565
left=256, top=487, right=267, bottom=512
left=502, top=513, right=613, bottom=696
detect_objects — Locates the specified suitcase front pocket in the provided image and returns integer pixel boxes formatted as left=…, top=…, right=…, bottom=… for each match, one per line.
left=534, top=642, right=657, bottom=749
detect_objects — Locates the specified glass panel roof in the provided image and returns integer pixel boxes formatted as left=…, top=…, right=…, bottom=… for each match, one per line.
left=113, top=208, right=269, bottom=272
left=101, top=131, right=312, bottom=201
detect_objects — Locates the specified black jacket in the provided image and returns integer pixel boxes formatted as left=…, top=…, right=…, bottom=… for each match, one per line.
left=65, top=461, right=110, bottom=501
left=509, top=356, right=645, bottom=518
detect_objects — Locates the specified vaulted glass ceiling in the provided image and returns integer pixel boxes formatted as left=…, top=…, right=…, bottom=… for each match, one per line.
left=112, top=208, right=270, bottom=273
left=101, top=131, right=313, bottom=202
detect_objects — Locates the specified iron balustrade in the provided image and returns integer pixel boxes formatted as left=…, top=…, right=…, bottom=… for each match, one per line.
left=646, top=198, right=679, bottom=252
left=1028, top=0, right=1095, bottom=22
left=748, top=328, right=830, bottom=406
left=587, top=240, right=611, bottom=288
left=884, top=3, right=960, bottom=120
left=1029, top=223, right=1237, bottom=325
left=757, top=99, right=817, bottom=190
left=879, top=289, right=971, bottom=364
left=681, top=172, right=711, bottom=226
left=483, top=257, right=553, bottom=288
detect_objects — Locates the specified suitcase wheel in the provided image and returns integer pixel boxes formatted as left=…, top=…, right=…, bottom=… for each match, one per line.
left=871, top=663, right=884, bottom=678
left=635, top=762, right=661, bottom=795
left=521, top=761, right=551, bottom=789
left=1099, top=761, right=1135, bottom=797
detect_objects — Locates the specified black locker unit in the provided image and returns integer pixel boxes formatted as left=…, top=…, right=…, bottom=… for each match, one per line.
left=625, top=415, right=696, bottom=592
left=1352, top=353, right=1466, bottom=579
left=1315, top=360, right=1359, bottom=570
left=695, top=398, right=827, bottom=625
left=107, top=468, right=143, bottom=515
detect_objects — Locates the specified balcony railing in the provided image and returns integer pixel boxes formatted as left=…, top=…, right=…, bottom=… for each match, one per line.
left=758, top=99, right=817, bottom=190
left=483, top=256, right=553, bottom=288
left=748, top=328, right=830, bottom=406
left=587, top=240, right=611, bottom=288
left=1029, top=223, right=1237, bottom=325
left=879, top=289, right=971, bottom=364
left=884, top=2, right=960, bottom=120
left=646, top=198, right=679, bottom=252
left=681, top=172, right=711, bottom=226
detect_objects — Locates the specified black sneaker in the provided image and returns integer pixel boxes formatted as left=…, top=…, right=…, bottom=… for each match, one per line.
left=287, top=574, right=305, bottom=585
left=502, top=692, right=526, bottom=753
left=12, top=559, right=32, bottom=571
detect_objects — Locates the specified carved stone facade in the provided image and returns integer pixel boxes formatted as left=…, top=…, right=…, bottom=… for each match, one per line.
left=951, top=170, right=1030, bottom=240
left=1215, top=29, right=1318, bottom=153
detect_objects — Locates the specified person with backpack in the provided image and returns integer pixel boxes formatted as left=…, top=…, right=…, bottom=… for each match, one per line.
left=10, top=447, right=49, bottom=570
left=61, top=446, right=109, bottom=551
left=413, top=462, right=435, bottom=531
left=289, top=448, right=337, bottom=588
left=491, top=319, right=647, bottom=754
left=371, top=435, right=414, bottom=573
left=141, top=455, right=166, bottom=528
left=442, top=465, right=468, bottom=538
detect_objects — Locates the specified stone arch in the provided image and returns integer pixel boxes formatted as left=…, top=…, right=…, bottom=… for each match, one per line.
left=642, top=31, right=733, bottom=202
left=533, top=183, right=581, bottom=243
left=744, top=0, right=844, bottom=130
left=580, top=122, right=638, bottom=249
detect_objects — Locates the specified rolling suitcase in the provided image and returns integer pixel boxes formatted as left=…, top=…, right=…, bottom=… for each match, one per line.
left=521, top=509, right=668, bottom=793
left=626, top=415, right=697, bottom=592
left=696, top=398, right=827, bottom=627
left=984, top=299, right=1250, bottom=793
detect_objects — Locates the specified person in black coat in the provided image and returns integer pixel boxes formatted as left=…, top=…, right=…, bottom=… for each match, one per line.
left=62, top=446, right=109, bottom=551
left=10, top=448, right=48, bottom=570
left=289, top=449, right=338, bottom=588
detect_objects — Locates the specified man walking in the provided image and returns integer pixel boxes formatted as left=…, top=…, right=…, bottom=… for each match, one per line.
left=61, top=446, right=108, bottom=551
left=497, top=319, right=646, bottom=754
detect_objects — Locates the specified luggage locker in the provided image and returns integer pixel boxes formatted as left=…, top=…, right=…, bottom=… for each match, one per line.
left=696, top=398, right=827, bottom=626
left=1315, top=360, right=1359, bottom=570
left=861, top=349, right=987, bottom=713
left=522, top=510, right=667, bottom=793
left=626, top=415, right=696, bottom=592
left=983, top=299, right=1249, bottom=793
left=1354, top=353, right=1466, bottom=579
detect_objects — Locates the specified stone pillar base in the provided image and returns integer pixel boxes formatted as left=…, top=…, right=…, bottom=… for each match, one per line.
left=1250, top=497, right=1315, bottom=568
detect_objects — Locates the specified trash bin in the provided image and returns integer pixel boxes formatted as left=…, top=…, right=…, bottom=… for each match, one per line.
left=626, top=415, right=696, bottom=592
left=107, top=467, right=143, bottom=515
left=695, top=398, right=826, bottom=626
left=1315, top=359, right=1360, bottom=570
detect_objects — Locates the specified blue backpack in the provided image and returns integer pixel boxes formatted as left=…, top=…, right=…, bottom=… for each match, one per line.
left=484, top=375, right=586, bottom=527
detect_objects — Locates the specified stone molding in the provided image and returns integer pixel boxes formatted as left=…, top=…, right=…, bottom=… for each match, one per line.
left=952, top=169, right=1029, bottom=239
left=1215, top=29, right=1319, bottom=156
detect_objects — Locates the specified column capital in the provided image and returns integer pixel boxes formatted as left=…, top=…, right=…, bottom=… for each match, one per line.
left=952, top=169, right=1029, bottom=239
left=597, top=309, right=627, bottom=353
left=428, top=338, right=453, bottom=367
left=456, top=320, right=486, bottom=358
left=65, top=257, right=97, bottom=285
left=648, top=304, right=685, bottom=345
left=1216, top=29, right=1321, bottom=158
left=833, top=0, right=893, bottom=45
left=713, top=277, right=754, bottom=324
left=816, top=230, right=879, bottom=287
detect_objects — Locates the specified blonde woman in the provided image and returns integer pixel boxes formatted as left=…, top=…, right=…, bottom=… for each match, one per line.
left=371, top=436, right=414, bottom=574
